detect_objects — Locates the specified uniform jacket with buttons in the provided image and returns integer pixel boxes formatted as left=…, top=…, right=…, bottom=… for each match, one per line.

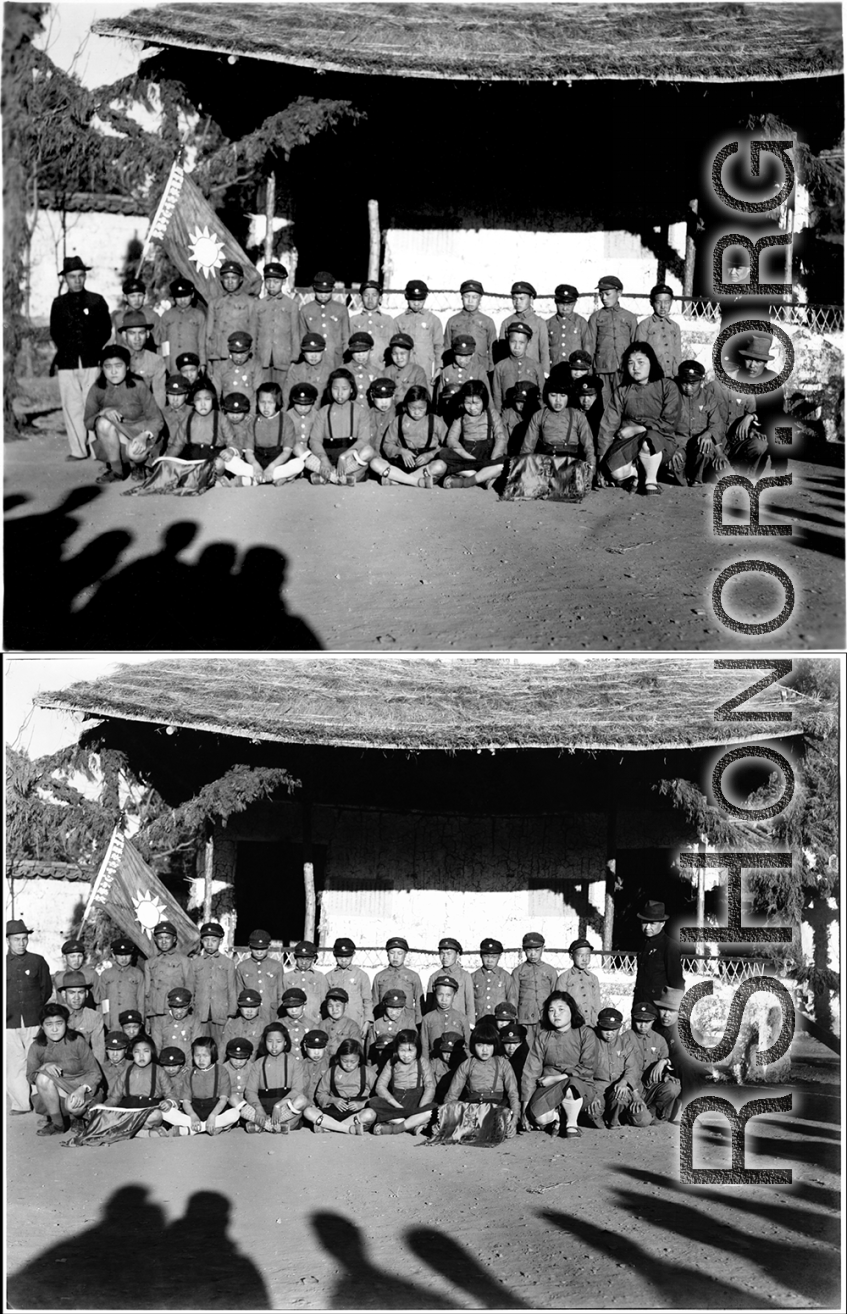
left=394, top=308, right=444, bottom=383
left=128, top=347, right=167, bottom=411
left=205, top=292, right=258, bottom=363
left=633, top=929, right=684, bottom=1006
left=425, top=963, right=475, bottom=1023
left=278, top=1012, right=320, bottom=1060
left=637, top=313, right=682, bottom=379
left=499, top=311, right=551, bottom=375
left=299, top=298, right=350, bottom=370
left=444, top=309, right=498, bottom=372
left=546, top=311, right=590, bottom=367
left=675, top=383, right=723, bottom=444
left=349, top=309, right=398, bottom=371
left=629, top=1027, right=670, bottom=1090
left=210, top=357, right=265, bottom=411
left=367, top=1008, right=418, bottom=1050
left=511, top=959, right=558, bottom=1025
left=255, top=293, right=300, bottom=371
left=420, top=1005, right=471, bottom=1059
left=151, top=1010, right=203, bottom=1054
left=236, top=956, right=285, bottom=1021
left=347, top=360, right=381, bottom=409
left=585, top=305, right=639, bottom=374
left=705, top=378, right=756, bottom=437
left=324, top=965, right=373, bottom=1029
left=283, top=360, right=331, bottom=410
left=371, top=965, right=425, bottom=1023
left=592, top=1028, right=642, bottom=1088
left=491, top=356, right=546, bottom=411
left=192, top=951, right=238, bottom=1026
left=6, top=950, right=53, bottom=1028
left=294, top=1054, right=328, bottom=1102
left=66, top=1004, right=106, bottom=1064
left=555, top=966, right=601, bottom=1028
left=50, top=290, right=112, bottom=369
left=433, top=356, right=488, bottom=405
left=322, top=1014, right=362, bottom=1058
left=98, top=963, right=145, bottom=1032
left=224, top=1056, right=252, bottom=1105
left=221, top=1012, right=266, bottom=1054
left=472, top=964, right=517, bottom=1018
left=144, top=949, right=195, bottom=1018
left=156, top=304, right=207, bottom=371
left=385, top=360, right=428, bottom=397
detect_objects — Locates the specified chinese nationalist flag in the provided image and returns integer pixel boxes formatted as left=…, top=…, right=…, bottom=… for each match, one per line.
left=143, top=160, right=262, bottom=299
left=83, top=826, right=199, bottom=957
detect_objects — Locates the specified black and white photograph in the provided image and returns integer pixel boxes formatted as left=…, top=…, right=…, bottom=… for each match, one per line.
left=3, top=652, right=843, bottom=1309
left=2, top=1, right=844, bottom=652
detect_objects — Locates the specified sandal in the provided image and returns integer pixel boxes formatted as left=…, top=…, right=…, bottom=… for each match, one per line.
left=380, top=470, right=393, bottom=486
left=565, top=1126, right=582, bottom=1138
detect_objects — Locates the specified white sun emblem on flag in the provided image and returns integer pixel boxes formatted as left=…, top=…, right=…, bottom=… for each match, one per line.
left=132, top=888, right=169, bottom=933
left=187, top=225, right=226, bottom=278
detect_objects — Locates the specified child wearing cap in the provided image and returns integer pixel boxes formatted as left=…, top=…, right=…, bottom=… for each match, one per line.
left=163, top=1036, right=241, bottom=1136
left=256, top=262, right=299, bottom=388
left=500, top=1022, right=529, bottom=1087
left=236, top=930, right=284, bottom=1022
left=299, top=272, right=349, bottom=371
left=282, top=940, right=328, bottom=1018
left=444, top=281, right=497, bottom=374
left=321, top=988, right=363, bottom=1057
left=111, top=277, right=159, bottom=348
left=101, top=1030, right=131, bottom=1103
left=277, top=988, right=321, bottom=1060
left=491, top=324, right=546, bottom=413
left=211, top=332, right=263, bottom=412
left=283, top=334, right=332, bottom=411
left=158, top=1045, right=187, bottom=1087
left=156, top=278, right=206, bottom=373
left=629, top=1001, right=679, bottom=1123
left=58, top=971, right=106, bottom=1063
left=51, top=939, right=100, bottom=1010
left=505, top=371, right=596, bottom=500
left=442, top=379, right=508, bottom=490
left=176, top=352, right=207, bottom=389
left=673, top=360, right=728, bottom=486
left=165, top=381, right=227, bottom=459
left=296, top=1029, right=330, bottom=1104
left=521, top=992, right=596, bottom=1137
left=547, top=285, right=589, bottom=369
left=119, top=1009, right=146, bottom=1043
left=394, top=281, right=443, bottom=384
left=350, top=281, right=397, bottom=371
left=221, top=989, right=266, bottom=1053
left=205, top=261, right=257, bottom=370
left=97, top=939, right=145, bottom=1033
left=306, top=368, right=376, bottom=485
left=242, top=1022, right=307, bottom=1133
left=345, top=332, right=380, bottom=407
left=303, top=1037, right=377, bottom=1135
left=433, top=334, right=487, bottom=408
left=385, top=334, right=428, bottom=396
left=555, top=939, right=601, bottom=1029
left=368, top=989, right=417, bottom=1049
left=371, top=385, right=448, bottom=488
left=501, top=380, right=540, bottom=456
left=366, top=378, right=398, bottom=448
left=585, top=1008, right=650, bottom=1129
left=84, top=345, right=165, bottom=484
left=120, top=311, right=168, bottom=411
left=368, top=1030, right=436, bottom=1135
left=104, top=1035, right=175, bottom=1137
left=324, top=938, right=373, bottom=1033
left=637, top=284, right=681, bottom=381
left=420, top=977, right=471, bottom=1059
left=369, top=1031, right=398, bottom=1072
left=433, top=1021, right=520, bottom=1145
left=144, top=922, right=195, bottom=1033
left=164, top=375, right=191, bottom=455
left=282, top=379, right=320, bottom=459
left=192, top=923, right=238, bottom=1047
left=472, top=938, right=518, bottom=1019
left=425, top=938, right=475, bottom=1022
left=244, top=381, right=307, bottom=485
left=570, top=376, right=605, bottom=469
left=27, top=1003, right=102, bottom=1136
left=498, top=283, right=550, bottom=375
left=372, top=938, right=424, bottom=1023
left=585, top=276, right=639, bottom=408
left=222, top=1037, right=254, bottom=1127
left=430, top=1032, right=465, bottom=1102
left=512, top=933, right=558, bottom=1045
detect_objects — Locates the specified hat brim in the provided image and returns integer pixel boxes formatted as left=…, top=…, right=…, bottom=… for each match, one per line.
left=737, top=351, right=775, bottom=361
left=637, top=912, right=668, bottom=920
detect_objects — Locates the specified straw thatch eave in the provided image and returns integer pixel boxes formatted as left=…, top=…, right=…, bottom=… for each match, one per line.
left=35, top=658, right=825, bottom=754
left=92, top=2, right=843, bottom=84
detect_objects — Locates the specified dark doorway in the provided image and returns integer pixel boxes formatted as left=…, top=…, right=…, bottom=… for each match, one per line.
left=234, top=841, right=327, bottom=946
left=612, top=848, right=697, bottom=949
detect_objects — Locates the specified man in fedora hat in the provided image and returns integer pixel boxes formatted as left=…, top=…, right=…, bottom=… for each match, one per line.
left=49, top=255, right=112, bottom=460
left=119, top=309, right=167, bottom=409
left=727, top=330, right=779, bottom=386
left=633, top=900, right=684, bottom=1006
left=6, top=919, right=52, bottom=1114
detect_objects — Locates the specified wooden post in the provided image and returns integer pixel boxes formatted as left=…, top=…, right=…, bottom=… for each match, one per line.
left=264, top=171, right=276, bottom=265
left=696, top=842, right=706, bottom=961
left=203, top=828, right=214, bottom=923
left=302, top=800, right=315, bottom=942
left=684, top=198, right=698, bottom=301
left=603, top=796, right=617, bottom=952
left=657, top=223, right=668, bottom=283
left=367, top=199, right=380, bottom=282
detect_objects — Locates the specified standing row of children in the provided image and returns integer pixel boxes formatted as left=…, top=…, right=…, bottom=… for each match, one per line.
left=90, top=263, right=770, bottom=494
left=29, top=923, right=687, bottom=1144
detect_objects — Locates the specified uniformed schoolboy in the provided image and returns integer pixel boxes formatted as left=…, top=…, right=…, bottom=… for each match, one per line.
left=211, top=331, right=264, bottom=411
left=223, top=1036, right=254, bottom=1123
left=585, top=1007, right=650, bottom=1128
left=221, top=989, right=266, bottom=1053
left=255, top=261, right=299, bottom=388
left=567, top=349, right=593, bottom=386
left=366, top=377, right=398, bottom=446
left=159, top=1045, right=187, bottom=1085
left=98, top=938, right=145, bottom=1032
left=570, top=375, right=605, bottom=455
left=345, top=332, right=380, bottom=408
left=220, top=391, right=251, bottom=436
left=511, top=932, right=558, bottom=1045
left=119, top=1009, right=146, bottom=1043
left=144, top=922, right=195, bottom=1028
left=367, top=988, right=417, bottom=1048
left=205, top=260, right=257, bottom=369
left=165, top=373, right=190, bottom=418
left=629, top=1000, right=680, bottom=1122
left=491, top=323, right=546, bottom=411
left=321, top=987, right=363, bottom=1056
left=111, top=277, right=158, bottom=348
left=236, top=929, right=284, bottom=1022
left=276, top=988, right=320, bottom=1063
left=368, top=1031, right=396, bottom=1073
left=499, top=282, right=551, bottom=375
left=192, top=921, right=238, bottom=1046
left=151, top=986, right=201, bottom=1054
left=433, top=335, right=487, bottom=407
left=394, top=280, right=443, bottom=384
left=283, top=940, right=327, bottom=1018
left=501, top=379, right=540, bottom=455
left=704, top=375, right=768, bottom=477
left=282, top=381, right=320, bottom=460
left=674, top=360, right=728, bottom=485
left=585, top=275, right=639, bottom=406
left=118, top=310, right=167, bottom=411
left=299, top=271, right=349, bottom=370
left=425, top=938, right=475, bottom=1021
left=420, top=976, right=471, bottom=1058
left=51, top=938, right=99, bottom=1009
left=349, top=281, right=397, bottom=371
left=499, top=1020, right=529, bottom=1088
left=102, top=1030, right=131, bottom=1102
left=430, top=1031, right=464, bottom=1102
left=176, top=352, right=205, bottom=388
left=547, top=284, right=589, bottom=368
left=650, top=986, right=695, bottom=1116
left=555, top=939, right=601, bottom=1029
left=472, top=937, right=518, bottom=1019
left=296, top=1029, right=330, bottom=1102
left=284, top=333, right=332, bottom=409
left=493, top=1000, right=519, bottom=1030
left=371, top=937, right=424, bottom=1023
left=444, top=280, right=497, bottom=373
left=324, top=937, right=373, bottom=1032
left=637, top=284, right=681, bottom=380
left=156, top=277, right=206, bottom=372
left=58, top=970, right=106, bottom=1062
left=385, top=333, right=428, bottom=396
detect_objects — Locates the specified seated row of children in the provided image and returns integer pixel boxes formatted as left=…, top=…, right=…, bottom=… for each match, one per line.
left=29, top=927, right=685, bottom=1144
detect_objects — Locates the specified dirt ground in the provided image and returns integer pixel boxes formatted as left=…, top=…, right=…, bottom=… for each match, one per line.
left=5, top=1049, right=841, bottom=1312
left=4, top=424, right=844, bottom=651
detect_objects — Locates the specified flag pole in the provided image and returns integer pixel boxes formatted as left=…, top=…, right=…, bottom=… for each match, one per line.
left=79, top=824, right=124, bottom=936
left=136, top=158, right=184, bottom=275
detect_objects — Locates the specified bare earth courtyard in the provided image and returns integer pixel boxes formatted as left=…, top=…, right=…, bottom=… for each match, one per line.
left=5, top=1055, right=841, bottom=1311
left=4, top=431, right=844, bottom=651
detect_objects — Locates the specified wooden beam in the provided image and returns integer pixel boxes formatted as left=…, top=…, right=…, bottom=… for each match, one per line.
left=302, top=800, right=315, bottom=942
left=202, top=828, right=214, bottom=923
left=684, top=198, right=698, bottom=300
left=604, top=795, right=617, bottom=952
left=367, top=199, right=380, bottom=282
left=264, top=171, right=276, bottom=265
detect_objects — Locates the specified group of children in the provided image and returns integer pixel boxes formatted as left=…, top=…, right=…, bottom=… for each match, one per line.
left=84, top=265, right=773, bottom=498
left=27, top=924, right=685, bottom=1146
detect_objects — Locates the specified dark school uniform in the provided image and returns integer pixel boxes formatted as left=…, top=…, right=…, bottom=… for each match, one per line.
left=98, top=963, right=145, bottom=1032
left=442, top=408, right=508, bottom=476
left=255, top=292, right=299, bottom=385
left=444, top=309, right=498, bottom=372
left=221, top=1014, right=266, bottom=1054
left=282, top=967, right=328, bottom=1020
left=501, top=405, right=533, bottom=456
left=347, top=360, right=381, bottom=410
left=205, top=292, right=257, bottom=365
left=520, top=1025, right=597, bottom=1118
left=430, top=1054, right=462, bottom=1103
left=511, top=959, right=559, bottom=1042
left=555, top=966, right=601, bottom=1029
left=637, top=313, right=681, bottom=379
left=236, top=956, right=285, bottom=1022
left=472, top=965, right=517, bottom=1019
left=499, top=310, right=551, bottom=374
left=300, top=298, right=350, bottom=371
left=588, top=1029, right=649, bottom=1125
left=324, top=966, right=373, bottom=1031
left=283, top=359, right=332, bottom=410
left=282, top=406, right=318, bottom=453
left=349, top=308, right=398, bottom=371
left=151, top=1011, right=203, bottom=1055
left=192, top=951, right=238, bottom=1043
left=424, top=964, right=476, bottom=1021
left=66, top=1005, right=106, bottom=1064
left=314, top=1061, right=377, bottom=1120
left=445, top=1055, right=521, bottom=1119
left=8, top=951, right=53, bottom=1027
left=367, top=1008, right=418, bottom=1052
left=371, top=966, right=425, bottom=1024
left=631, top=1027, right=679, bottom=1120
left=420, top=1006, right=470, bottom=1059
left=596, top=377, right=683, bottom=475
left=368, top=403, right=396, bottom=449
left=394, top=307, right=444, bottom=383
left=322, top=1015, right=362, bottom=1058
left=277, top=1013, right=320, bottom=1063
left=385, top=360, right=428, bottom=396
left=245, top=1052, right=296, bottom=1117
left=156, top=303, right=207, bottom=372
left=381, top=412, right=447, bottom=468
left=505, top=1039, right=530, bottom=1090
left=491, top=356, right=546, bottom=412
left=294, top=1054, right=329, bottom=1104
left=127, top=347, right=167, bottom=411
left=180, top=1063, right=232, bottom=1121
left=167, top=408, right=240, bottom=460
left=144, top=947, right=195, bottom=1021
left=675, top=383, right=725, bottom=481
left=102, top=1056, right=131, bottom=1104
left=211, top=357, right=265, bottom=411
left=585, top=304, right=639, bottom=405
left=546, top=311, right=590, bottom=367
left=633, top=929, right=684, bottom=1006
left=369, top=1055, right=436, bottom=1123
left=245, top=412, right=290, bottom=471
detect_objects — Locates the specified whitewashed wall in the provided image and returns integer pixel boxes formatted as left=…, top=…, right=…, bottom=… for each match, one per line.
left=6, top=879, right=90, bottom=971
left=25, top=208, right=149, bottom=324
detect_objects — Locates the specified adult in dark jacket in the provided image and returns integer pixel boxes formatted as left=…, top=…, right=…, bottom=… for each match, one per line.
left=6, top=918, right=53, bottom=1114
left=49, top=255, right=112, bottom=460
left=632, top=900, right=684, bottom=1006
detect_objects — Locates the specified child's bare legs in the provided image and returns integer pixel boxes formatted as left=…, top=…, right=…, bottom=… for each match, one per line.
left=403, top=1109, right=432, bottom=1132
left=302, top=1104, right=376, bottom=1134
left=337, top=445, right=376, bottom=484
left=93, top=418, right=125, bottom=481
left=370, top=456, right=446, bottom=487
left=269, top=456, right=307, bottom=484
left=303, top=453, right=341, bottom=485
left=443, top=462, right=504, bottom=489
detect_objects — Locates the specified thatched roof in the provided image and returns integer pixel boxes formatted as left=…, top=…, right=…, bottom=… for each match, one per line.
left=35, top=658, right=825, bottom=753
left=93, top=3, right=843, bottom=83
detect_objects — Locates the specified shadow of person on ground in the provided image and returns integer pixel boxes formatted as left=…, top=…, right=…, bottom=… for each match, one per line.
left=310, top=1210, right=452, bottom=1309
left=160, top=1190, right=271, bottom=1310
left=405, top=1226, right=529, bottom=1309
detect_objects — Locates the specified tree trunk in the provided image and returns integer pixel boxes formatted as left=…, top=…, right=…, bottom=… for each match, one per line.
left=264, top=171, right=276, bottom=265
left=367, top=199, right=380, bottom=282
